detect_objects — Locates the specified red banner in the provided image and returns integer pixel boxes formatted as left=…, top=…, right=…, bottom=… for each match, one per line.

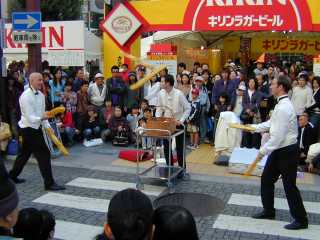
left=183, top=0, right=313, bottom=31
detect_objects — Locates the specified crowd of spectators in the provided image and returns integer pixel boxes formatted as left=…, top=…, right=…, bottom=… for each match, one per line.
left=1, top=58, right=320, bottom=175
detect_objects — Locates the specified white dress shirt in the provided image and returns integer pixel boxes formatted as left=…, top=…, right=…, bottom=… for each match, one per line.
left=145, top=82, right=161, bottom=106
left=156, top=88, right=191, bottom=123
left=252, top=95, right=298, bottom=156
left=19, top=87, right=50, bottom=129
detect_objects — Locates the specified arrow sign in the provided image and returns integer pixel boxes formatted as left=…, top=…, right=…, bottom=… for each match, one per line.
left=12, top=12, right=41, bottom=31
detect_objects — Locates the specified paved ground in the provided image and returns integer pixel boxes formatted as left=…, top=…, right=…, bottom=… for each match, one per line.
left=3, top=143, right=320, bottom=240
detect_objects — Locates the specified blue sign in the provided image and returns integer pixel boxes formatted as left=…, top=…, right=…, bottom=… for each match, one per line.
left=12, top=12, right=41, bottom=31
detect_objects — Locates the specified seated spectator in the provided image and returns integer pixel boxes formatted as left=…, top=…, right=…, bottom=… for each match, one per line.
left=95, top=189, right=153, bottom=240
left=76, top=82, right=89, bottom=133
left=298, top=113, right=316, bottom=165
left=39, top=210, right=56, bottom=240
left=61, top=82, right=77, bottom=115
left=0, top=178, right=19, bottom=238
left=153, top=205, right=199, bottom=240
left=56, top=112, right=79, bottom=147
left=306, top=143, right=320, bottom=174
left=187, top=88, right=201, bottom=150
left=83, top=105, right=101, bottom=141
left=101, top=106, right=131, bottom=143
left=0, top=115, right=12, bottom=159
left=13, top=208, right=43, bottom=240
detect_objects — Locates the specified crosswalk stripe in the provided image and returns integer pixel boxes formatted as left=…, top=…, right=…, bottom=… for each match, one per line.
left=228, top=193, right=320, bottom=214
left=33, top=193, right=109, bottom=213
left=55, top=220, right=102, bottom=240
left=213, top=215, right=320, bottom=240
left=66, top=177, right=165, bottom=196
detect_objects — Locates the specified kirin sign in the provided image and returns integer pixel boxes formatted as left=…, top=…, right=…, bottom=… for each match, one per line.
left=183, top=0, right=313, bottom=31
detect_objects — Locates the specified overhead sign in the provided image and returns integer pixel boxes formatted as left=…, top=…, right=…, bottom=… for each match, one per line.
left=184, top=0, right=313, bottom=31
left=12, top=12, right=41, bottom=31
left=100, top=3, right=142, bottom=46
left=12, top=31, right=41, bottom=44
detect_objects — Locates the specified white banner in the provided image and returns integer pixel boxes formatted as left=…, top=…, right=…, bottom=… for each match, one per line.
left=48, top=50, right=85, bottom=67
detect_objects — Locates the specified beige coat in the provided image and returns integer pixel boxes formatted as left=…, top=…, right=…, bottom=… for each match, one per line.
left=0, top=122, right=12, bottom=151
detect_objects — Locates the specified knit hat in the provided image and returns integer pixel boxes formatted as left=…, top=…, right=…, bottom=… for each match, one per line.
left=107, top=189, right=153, bottom=240
left=0, top=179, right=19, bottom=218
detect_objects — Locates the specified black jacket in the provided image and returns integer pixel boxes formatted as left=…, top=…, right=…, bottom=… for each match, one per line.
left=298, top=123, right=316, bottom=155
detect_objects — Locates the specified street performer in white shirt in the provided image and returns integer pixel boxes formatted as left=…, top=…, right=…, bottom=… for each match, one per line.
left=251, top=75, right=308, bottom=230
left=156, top=74, right=191, bottom=176
left=9, top=72, right=65, bottom=191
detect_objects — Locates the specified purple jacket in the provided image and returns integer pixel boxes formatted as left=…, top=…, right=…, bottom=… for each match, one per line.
left=211, top=79, right=237, bottom=107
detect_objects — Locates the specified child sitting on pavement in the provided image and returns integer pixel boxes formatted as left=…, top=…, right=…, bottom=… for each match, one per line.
left=83, top=105, right=101, bottom=141
left=102, top=106, right=131, bottom=144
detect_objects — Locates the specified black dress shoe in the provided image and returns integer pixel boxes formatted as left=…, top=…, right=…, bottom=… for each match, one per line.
left=45, top=183, right=66, bottom=191
left=11, top=177, right=26, bottom=184
left=284, top=220, right=308, bottom=230
left=252, top=210, right=275, bottom=220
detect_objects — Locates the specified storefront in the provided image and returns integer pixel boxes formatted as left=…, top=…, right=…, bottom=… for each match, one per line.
left=101, top=0, right=320, bottom=76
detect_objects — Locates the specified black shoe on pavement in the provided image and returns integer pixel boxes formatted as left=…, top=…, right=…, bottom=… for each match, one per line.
left=252, top=210, right=275, bottom=220
left=45, top=183, right=66, bottom=191
left=284, top=220, right=308, bottom=230
left=11, top=177, right=26, bottom=184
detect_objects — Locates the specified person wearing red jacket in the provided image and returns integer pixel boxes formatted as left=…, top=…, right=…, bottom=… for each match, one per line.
left=57, top=111, right=79, bottom=146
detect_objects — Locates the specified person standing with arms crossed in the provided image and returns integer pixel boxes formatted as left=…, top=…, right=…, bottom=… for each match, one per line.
left=9, top=72, right=65, bottom=191
left=251, top=75, right=308, bottom=230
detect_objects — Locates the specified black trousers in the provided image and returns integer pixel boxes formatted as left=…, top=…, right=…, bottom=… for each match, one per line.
left=163, top=126, right=185, bottom=168
left=9, top=127, right=55, bottom=187
left=261, top=144, right=307, bottom=222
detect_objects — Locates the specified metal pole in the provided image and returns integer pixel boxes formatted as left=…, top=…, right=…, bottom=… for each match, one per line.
left=0, top=0, right=6, bottom=119
left=27, top=0, right=41, bottom=74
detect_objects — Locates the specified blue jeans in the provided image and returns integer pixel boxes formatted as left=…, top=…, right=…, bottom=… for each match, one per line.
left=83, top=127, right=101, bottom=140
left=200, top=107, right=207, bottom=141
left=64, top=127, right=75, bottom=144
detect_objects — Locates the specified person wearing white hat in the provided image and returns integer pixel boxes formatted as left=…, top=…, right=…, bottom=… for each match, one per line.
left=88, top=73, right=107, bottom=126
left=233, top=84, right=246, bottom=118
